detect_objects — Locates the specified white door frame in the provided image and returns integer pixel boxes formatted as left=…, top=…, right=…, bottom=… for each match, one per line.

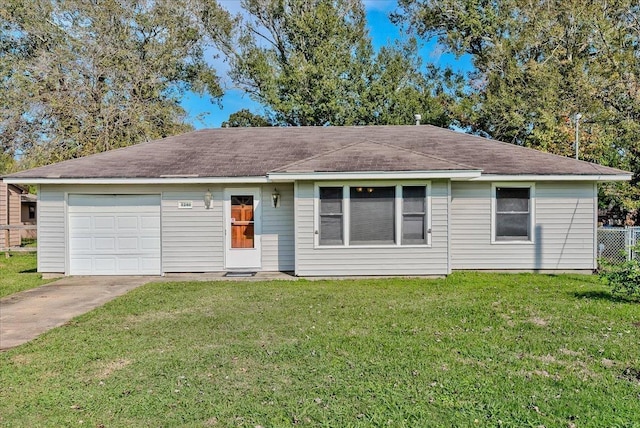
left=223, top=187, right=262, bottom=270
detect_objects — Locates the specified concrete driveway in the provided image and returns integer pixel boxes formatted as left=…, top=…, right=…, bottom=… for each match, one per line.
left=0, top=276, right=151, bottom=350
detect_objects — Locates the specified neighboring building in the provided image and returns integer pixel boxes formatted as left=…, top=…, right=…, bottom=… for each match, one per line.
left=1, top=179, right=36, bottom=248
left=3, top=125, right=631, bottom=276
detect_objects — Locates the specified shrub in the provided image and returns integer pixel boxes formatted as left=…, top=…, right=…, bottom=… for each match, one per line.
left=599, top=246, right=640, bottom=300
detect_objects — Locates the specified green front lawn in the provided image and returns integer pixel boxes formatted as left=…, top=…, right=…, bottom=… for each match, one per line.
left=0, top=252, right=52, bottom=298
left=1, top=274, right=638, bottom=426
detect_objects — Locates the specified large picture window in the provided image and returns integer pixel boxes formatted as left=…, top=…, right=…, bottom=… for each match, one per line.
left=317, top=184, right=430, bottom=247
left=494, top=186, right=532, bottom=242
left=350, top=187, right=395, bottom=245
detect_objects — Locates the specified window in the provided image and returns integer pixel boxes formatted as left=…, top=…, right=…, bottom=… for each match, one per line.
left=350, top=187, right=395, bottom=245
left=317, top=184, right=430, bottom=247
left=402, top=186, right=427, bottom=245
left=319, top=187, right=343, bottom=245
left=494, top=186, right=532, bottom=242
left=28, top=205, right=36, bottom=219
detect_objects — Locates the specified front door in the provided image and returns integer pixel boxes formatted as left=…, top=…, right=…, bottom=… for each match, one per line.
left=224, top=188, right=261, bottom=270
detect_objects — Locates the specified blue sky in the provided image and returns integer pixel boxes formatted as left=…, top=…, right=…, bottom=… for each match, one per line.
left=180, top=0, right=473, bottom=129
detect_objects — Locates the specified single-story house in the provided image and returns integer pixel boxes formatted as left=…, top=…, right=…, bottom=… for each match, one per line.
left=1, top=179, right=37, bottom=249
left=3, top=125, right=631, bottom=276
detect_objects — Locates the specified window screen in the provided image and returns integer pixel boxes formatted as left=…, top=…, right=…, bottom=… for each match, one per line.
left=495, top=187, right=530, bottom=241
left=319, top=187, right=343, bottom=245
left=402, top=186, right=427, bottom=244
left=350, top=187, right=395, bottom=245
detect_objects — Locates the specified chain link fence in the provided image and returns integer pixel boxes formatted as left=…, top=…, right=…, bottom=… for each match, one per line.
left=597, top=227, right=640, bottom=264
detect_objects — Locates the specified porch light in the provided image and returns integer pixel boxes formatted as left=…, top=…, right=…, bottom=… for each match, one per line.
left=204, top=189, right=212, bottom=209
left=271, top=188, right=281, bottom=208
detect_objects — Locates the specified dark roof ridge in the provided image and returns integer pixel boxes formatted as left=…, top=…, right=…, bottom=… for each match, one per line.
left=368, top=139, right=481, bottom=171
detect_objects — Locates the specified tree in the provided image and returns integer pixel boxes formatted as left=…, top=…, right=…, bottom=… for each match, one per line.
left=208, top=0, right=451, bottom=127
left=395, top=0, right=640, bottom=215
left=1, top=0, right=231, bottom=167
left=222, top=109, right=273, bottom=127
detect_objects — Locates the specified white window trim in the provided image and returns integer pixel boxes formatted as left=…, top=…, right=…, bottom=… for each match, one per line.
left=491, top=182, right=536, bottom=245
left=314, top=181, right=432, bottom=249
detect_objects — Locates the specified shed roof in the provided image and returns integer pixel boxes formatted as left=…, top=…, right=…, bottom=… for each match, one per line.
left=4, top=125, right=630, bottom=180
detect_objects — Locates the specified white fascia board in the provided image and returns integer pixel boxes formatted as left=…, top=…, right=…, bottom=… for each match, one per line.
left=465, top=174, right=633, bottom=182
left=268, top=170, right=482, bottom=181
left=2, top=176, right=270, bottom=185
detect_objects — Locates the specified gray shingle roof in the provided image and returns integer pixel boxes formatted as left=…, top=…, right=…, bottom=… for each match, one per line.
left=5, top=125, right=629, bottom=179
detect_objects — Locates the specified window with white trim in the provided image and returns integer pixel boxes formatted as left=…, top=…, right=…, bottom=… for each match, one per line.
left=319, top=187, right=344, bottom=245
left=494, top=186, right=532, bottom=242
left=317, top=184, right=430, bottom=247
left=350, top=186, right=395, bottom=245
left=402, top=186, right=428, bottom=245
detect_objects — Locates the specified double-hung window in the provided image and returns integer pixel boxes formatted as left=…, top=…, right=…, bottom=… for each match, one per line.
left=402, top=186, right=428, bottom=245
left=493, top=185, right=533, bottom=242
left=317, top=184, right=430, bottom=247
left=319, top=187, right=344, bottom=245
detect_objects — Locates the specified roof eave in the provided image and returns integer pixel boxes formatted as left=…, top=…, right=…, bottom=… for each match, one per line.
left=268, top=170, right=483, bottom=181
left=465, top=174, right=633, bottom=182
left=4, top=172, right=631, bottom=186
left=2, top=176, right=271, bottom=185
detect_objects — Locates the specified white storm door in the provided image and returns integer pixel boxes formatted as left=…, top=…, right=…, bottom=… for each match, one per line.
left=68, top=194, right=161, bottom=275
left=224, top=188, right=262, bottom=270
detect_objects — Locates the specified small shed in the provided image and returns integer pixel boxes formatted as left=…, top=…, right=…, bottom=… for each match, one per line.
left=1, top=179, right=36, bottom=249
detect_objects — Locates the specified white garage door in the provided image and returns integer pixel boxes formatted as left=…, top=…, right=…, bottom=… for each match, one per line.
left=68, top=194, right=161, bottom=275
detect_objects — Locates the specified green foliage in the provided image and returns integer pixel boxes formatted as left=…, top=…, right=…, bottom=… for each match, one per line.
left=396, top=0, right=640, bottom=212
left=221, top=109, right=273, bottom=127
left=1, top=0, right=230, bottom=168
left=0, top=152, right=16, bottom=175
left=209, top=0, right=453, bottom=126
left=1, top=273, right=639, bottom=425
left=599, top=246, right=640, bottom=300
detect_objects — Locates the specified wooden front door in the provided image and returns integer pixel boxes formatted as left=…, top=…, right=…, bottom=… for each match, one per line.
left=225, top=188, right=261, bottom=270
left=231, top=196, right=254, bottom=248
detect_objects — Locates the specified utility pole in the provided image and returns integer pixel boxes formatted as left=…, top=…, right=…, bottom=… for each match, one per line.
left=575, top=113, right=582, bottom=160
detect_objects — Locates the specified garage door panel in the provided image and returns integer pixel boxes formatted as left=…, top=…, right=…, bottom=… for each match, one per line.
left=118, top=237, right=139, bottom=250
left=94, top=216, right=116, bottom=229
left=141, top=216, right=161, bottom=229
left=70, top=237, right=92, bottom=251
left=117, top=216, right=138, bottom=230
left=142, top=258, right=161, bottom=271
left=117, top=258, right=140, bottom=272
left=94, top=258, right=117, bottom=274
left=141, top=237, right=160, bottom=250
left=68, top=194, right=161, bottom=275
left=70, top=216, right=92, bottom=230
left=94, top=237, right=116, bottom=250
left=70, top=257, right=93, bottom=274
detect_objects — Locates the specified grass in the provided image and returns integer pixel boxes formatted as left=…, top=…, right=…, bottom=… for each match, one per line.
left=1, top=273, right=639, bottom=427
left=0, top=252, right=53, bottom=298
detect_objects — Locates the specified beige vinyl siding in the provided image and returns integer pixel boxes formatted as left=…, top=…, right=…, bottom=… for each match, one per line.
left=0, top=181, right=8, bottom=248
left=451, top=181, right=596, bottom=270
left=295, top=181, right=449, bottom=276
left=1, top=182, right=24, bottom=247
left=162, top=189, right=223, bottom=272
left=38, top=187, right=66, bottom=273
left=261, top=183, right=294, bottom=271
left=33, top=184, right=296, bottom=275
